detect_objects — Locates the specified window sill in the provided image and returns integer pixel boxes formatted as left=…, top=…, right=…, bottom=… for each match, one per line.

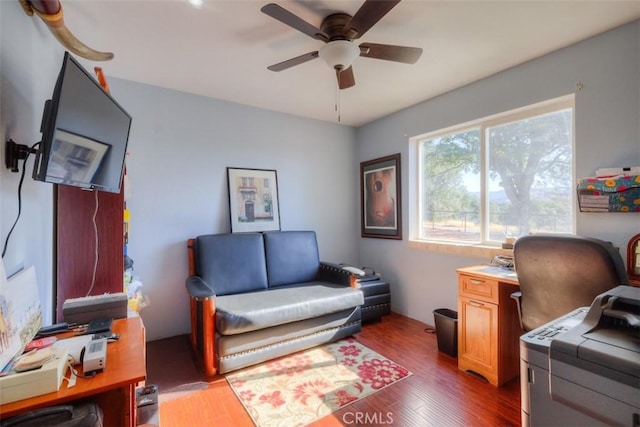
left=408, top=239, right=513, bottom=259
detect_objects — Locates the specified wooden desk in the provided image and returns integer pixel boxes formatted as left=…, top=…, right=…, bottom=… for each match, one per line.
left=0, top=317, right=146, bottom=427
left=456, top=265, right=521, bottom=386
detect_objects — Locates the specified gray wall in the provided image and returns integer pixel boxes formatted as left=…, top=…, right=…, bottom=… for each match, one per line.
left=107, top=80, right=358, bottom=339
left=1, top=1, right=358, bottom=340
left=356, top=21, right=640, bottom=327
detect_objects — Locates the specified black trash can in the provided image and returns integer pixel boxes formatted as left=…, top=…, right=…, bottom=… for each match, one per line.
left=433, top=308, right=458, bottom=357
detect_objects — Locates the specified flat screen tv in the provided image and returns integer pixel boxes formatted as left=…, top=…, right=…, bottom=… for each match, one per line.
left=33, top=51, right=132, bottom=193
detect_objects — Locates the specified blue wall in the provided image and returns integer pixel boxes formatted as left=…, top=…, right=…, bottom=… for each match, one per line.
left=356, top=21, right=639, bottom=326
left=1, top=0, right=637, bottom=339
left=106, top=79, right=358, bottom=339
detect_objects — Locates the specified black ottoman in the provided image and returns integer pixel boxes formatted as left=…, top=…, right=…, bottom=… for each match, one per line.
left=356, top=278, right=391, bottom=322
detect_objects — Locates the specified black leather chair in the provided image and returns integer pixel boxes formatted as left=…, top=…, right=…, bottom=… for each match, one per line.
left=511, top=234, right=629, bottom=331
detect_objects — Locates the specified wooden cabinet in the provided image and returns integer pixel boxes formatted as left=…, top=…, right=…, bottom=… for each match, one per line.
left=55, top=185, right=124, bottom=321
left=458, top=293, right=498, bottom=381
left=457, top=266, right=521, bottom=386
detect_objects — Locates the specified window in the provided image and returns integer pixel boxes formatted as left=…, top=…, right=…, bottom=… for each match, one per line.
left=412, top=97, right=574, bottom=246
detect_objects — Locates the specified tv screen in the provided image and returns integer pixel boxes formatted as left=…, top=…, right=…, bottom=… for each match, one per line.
left=33, top=52, right=132, bottom=193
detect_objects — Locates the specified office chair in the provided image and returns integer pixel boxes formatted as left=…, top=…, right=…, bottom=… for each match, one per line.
left=512, top=234, right=629, bottom=331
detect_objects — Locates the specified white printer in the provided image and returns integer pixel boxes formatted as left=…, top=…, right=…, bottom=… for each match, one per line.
left=520, top=285, right=639, bottom=427
left=549, top=285, right=639, bottom=426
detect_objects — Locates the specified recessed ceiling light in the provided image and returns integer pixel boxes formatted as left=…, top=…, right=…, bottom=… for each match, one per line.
left=189, top=0, right=203, bottom=8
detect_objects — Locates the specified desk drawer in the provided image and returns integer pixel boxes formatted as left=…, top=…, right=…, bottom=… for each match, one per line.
left=459, top=274, right=499, bottom=303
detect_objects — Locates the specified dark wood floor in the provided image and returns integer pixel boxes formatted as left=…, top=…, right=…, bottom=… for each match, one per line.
left=146, top=313, right=521, bottom=426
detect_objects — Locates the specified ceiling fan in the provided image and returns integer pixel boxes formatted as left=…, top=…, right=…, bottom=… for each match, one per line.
left=261, top=0, right=422, bottom=90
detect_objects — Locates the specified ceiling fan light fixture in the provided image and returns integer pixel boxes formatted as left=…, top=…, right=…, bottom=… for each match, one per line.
left=318, top=40, right=360, bottom=70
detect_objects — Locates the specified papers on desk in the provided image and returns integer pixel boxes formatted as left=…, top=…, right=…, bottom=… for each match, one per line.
left=477, top=265, right=518, bottom=279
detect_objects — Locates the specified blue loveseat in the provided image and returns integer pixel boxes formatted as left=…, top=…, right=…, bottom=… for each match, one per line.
left=186, top=230, right=364, bottom=375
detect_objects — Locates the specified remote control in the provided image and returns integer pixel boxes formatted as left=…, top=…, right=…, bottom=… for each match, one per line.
left=36, top=322, right=69, bottom=336
left=85, top=318, right=113, bottom=334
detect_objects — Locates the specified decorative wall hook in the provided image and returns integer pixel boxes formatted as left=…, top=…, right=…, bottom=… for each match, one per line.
left=19, top=0, right=114, bottom=61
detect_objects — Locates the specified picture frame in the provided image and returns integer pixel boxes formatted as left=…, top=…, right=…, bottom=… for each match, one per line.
left=227, top=167, right=281, bottom=233
left=360, top=153, right=402, bottom=239
left=46, top=129, right=109, bottom=187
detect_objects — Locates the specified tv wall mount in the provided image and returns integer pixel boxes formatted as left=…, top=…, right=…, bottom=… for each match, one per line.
left=5, top=139, right=37, bottom=173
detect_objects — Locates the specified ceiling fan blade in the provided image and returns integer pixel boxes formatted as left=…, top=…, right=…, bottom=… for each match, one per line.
left=343, top=0, right=401, bottom=40
left=359, top=43, right=422, bottom=64
left=261, top=3, right=328, bottom=42
left=337, top=67, right=355, bottom=90
left=267, top=51, right=319, bottom=72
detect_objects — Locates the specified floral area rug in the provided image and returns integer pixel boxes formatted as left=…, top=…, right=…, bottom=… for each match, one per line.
left=226, top=338, right=412, bottom=427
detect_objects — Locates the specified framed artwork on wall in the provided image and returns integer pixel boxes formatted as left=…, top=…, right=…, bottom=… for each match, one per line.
left=227, top=167, right=280, bottom=233
left=360, top=153, right=402, bottom=239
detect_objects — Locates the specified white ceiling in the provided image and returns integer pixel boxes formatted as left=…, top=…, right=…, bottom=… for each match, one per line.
left=52, top=1, right=640, bottom=127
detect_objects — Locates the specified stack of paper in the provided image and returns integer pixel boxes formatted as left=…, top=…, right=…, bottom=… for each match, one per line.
left=595, top=166, right=640, bottom=178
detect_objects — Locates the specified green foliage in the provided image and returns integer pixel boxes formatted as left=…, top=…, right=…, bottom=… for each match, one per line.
left=422, top=130, right=480, bottom=219
left=421, top=108, right=573, bottom=238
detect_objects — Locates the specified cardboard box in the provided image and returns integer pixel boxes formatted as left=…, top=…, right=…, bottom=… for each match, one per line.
left=0, top=348, right=69, bottom=405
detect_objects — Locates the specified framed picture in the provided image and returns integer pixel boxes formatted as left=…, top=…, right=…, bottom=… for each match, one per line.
left=227, top=167, right=281, bottom=233
left=46, top=129, right=109, bottom=187
left=360, top=153, right=402, bottom=239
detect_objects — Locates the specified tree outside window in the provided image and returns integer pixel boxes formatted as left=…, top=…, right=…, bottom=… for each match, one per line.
left=416, top=98, right=574, bottom=244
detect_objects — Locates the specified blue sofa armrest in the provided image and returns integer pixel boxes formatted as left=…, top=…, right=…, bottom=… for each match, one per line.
left=186, top=275, right=216, bottom=300
left=318, top=262, right=357, bottom=287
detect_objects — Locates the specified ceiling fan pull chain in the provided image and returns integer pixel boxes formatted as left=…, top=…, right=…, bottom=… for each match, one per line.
left=335, top=77, right=341, bottom=123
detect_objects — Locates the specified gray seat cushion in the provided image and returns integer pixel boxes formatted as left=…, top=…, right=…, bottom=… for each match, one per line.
left=216, top=307, right=362, bottom=374
left=215, top=282, right=364, bottom=335
left=217, top=307, right=361, bottom=358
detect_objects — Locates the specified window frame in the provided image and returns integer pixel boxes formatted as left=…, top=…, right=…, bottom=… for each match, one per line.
left=409, top=95, right=576, bottom=254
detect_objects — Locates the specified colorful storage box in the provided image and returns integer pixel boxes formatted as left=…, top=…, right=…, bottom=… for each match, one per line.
left=577, top=175, right=640, bottom=212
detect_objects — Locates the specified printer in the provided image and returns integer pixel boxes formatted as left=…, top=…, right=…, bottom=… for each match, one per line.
left=549, top=285, right=639, bottom=427
left=520, top=285, right=639, bottom=427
